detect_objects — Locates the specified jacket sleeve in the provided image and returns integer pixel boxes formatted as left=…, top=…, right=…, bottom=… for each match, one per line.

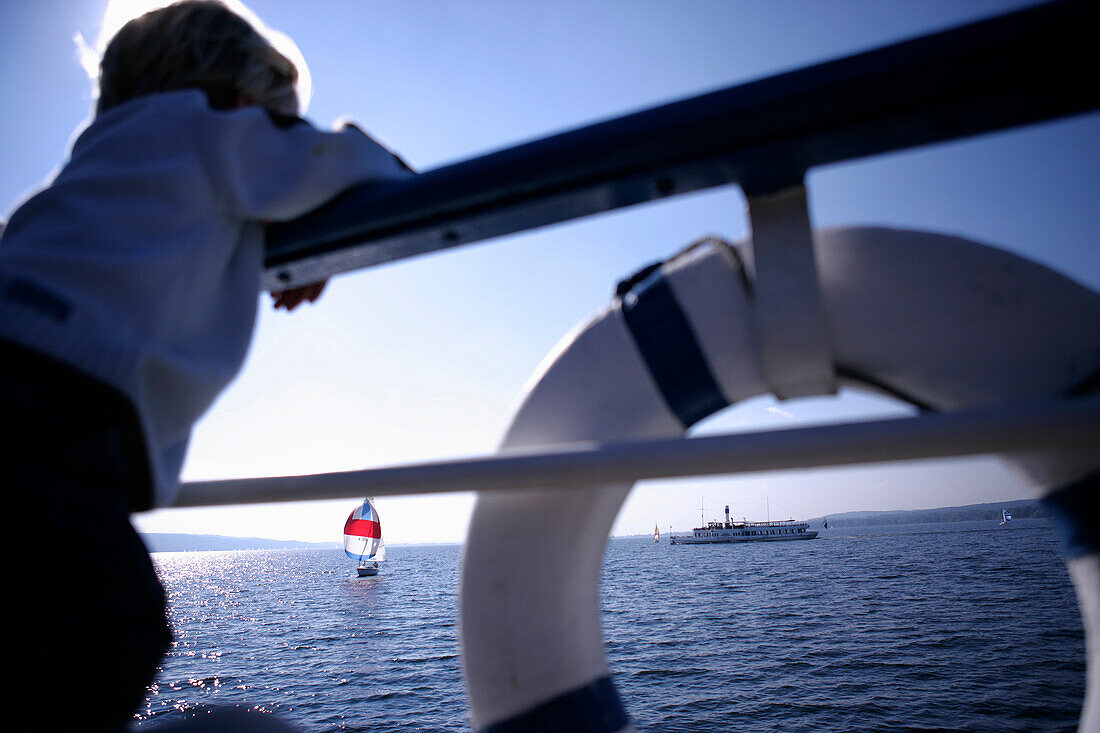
left=190, top=104, right=413, bottom=222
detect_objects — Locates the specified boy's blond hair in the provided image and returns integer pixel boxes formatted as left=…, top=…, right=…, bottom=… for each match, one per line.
left=96, top=0, right=298, bottom=117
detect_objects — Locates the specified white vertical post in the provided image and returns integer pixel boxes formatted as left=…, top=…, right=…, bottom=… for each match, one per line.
left=745, top=185, right=835, bottom=399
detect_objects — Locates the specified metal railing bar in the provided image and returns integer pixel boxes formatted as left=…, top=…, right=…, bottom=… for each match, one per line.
left=171, top=396, right=1100, bottom=508
left=263, top=0, right=1099, bottom=290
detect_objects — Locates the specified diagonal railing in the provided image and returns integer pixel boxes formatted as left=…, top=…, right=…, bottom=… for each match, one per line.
left=263, top=0, right=1098, bottom=291
left=174, top=0, right=1099, bottom=509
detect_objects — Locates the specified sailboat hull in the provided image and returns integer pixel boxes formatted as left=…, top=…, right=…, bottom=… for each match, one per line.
left=357, top=565, right=379, bottom=577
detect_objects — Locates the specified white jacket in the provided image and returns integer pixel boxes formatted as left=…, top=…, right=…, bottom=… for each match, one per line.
left=0, top=90, right=412, bottom=507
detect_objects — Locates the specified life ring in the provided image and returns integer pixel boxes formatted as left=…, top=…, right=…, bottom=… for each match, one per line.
left=459, top=226, right=1100, bottom=731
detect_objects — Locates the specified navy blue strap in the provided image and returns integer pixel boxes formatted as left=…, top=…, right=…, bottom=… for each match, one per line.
left=618, top=270, right=729, bottom=428
left=480, top=676, right=629, bottom=733
left=1041, top=469, right=1100, bottom=559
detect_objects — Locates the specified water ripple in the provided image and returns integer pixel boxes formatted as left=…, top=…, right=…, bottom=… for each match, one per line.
left=138, top=520, right=1083, bottom=731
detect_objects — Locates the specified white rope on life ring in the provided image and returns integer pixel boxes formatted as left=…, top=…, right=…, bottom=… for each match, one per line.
left=459, top=226, right=1100, bottom=731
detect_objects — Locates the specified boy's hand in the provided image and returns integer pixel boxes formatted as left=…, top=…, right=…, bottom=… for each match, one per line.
left=271, top=280, right=327, bottom=311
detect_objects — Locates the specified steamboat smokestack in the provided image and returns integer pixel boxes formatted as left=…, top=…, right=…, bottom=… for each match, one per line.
left=725, top=505, right=730, bottom=526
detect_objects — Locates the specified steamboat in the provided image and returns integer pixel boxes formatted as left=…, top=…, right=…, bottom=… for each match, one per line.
left=669, top=505, right=819, bottom=544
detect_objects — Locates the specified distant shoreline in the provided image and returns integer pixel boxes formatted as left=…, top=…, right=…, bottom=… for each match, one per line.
left=143, top=500, right=1043, bottom=552
left=143, top=534, right=341, bottom=553
left=806, top=498, right=1045, bottom=528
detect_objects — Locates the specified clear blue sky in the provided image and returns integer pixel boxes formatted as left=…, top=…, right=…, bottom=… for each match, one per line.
left=2, top=0, right=1096, bottom=544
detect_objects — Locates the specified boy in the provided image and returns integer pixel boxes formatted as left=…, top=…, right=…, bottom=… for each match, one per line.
left=0, top=1, right=412, bottom=728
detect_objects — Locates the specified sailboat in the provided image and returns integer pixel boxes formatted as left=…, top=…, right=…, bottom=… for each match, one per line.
left=1000, top=509, right=1013, bottom=526
left=344, top=497, right=386, bottom=576
left=653, top=523, right=660, bottom=543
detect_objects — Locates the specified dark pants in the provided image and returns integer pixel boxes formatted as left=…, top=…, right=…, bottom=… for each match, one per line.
left=0, top=340, right=171, bottom=731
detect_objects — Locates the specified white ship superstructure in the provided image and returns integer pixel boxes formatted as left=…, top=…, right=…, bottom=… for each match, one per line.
left=669, top=505, right=819, bottom=544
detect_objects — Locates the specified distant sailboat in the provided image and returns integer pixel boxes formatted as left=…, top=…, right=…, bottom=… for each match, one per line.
left=653, top=523, right=660, bottom=543
left=345, top=497, right=386, bottom=576
left=1000, top=509, right=1012, bottom=526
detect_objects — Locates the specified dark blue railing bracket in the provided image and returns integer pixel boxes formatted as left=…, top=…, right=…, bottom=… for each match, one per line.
left=264, top=0, right=1099, bottom=291
left=744, top=184, right=836, bottom=400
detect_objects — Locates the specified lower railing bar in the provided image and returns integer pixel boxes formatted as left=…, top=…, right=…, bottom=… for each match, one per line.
left=171, top=396, right=1099, bottom=508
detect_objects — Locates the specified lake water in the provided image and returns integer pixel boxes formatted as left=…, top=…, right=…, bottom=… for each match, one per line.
left=135, top=519, right=1084, bottom=731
